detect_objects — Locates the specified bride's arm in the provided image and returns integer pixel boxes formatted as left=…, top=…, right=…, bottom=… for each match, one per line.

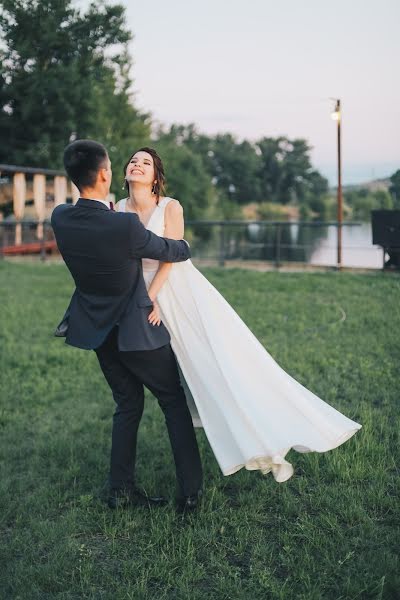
left=147, top=199, right=184, bottom=305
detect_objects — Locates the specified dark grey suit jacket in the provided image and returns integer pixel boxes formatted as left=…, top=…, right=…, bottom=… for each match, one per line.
left=51, top=198, right=190, bottom=351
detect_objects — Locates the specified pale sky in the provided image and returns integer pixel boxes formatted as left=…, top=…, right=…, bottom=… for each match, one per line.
left=81, top=0, right=399, bottom=184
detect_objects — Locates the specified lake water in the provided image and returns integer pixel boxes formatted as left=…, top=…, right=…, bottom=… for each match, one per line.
left=190, top=222, right=383, bottom=269
left=308, top=223, right=383, bottom=269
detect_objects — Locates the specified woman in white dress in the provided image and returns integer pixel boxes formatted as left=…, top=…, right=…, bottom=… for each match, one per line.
left=117, top=147, right=362, bottom=483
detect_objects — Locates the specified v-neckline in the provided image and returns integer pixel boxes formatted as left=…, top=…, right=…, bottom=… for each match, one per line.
left=125, top=197, right=164, bottom=229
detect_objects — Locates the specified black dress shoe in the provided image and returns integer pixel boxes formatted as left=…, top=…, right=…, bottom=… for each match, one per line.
left=108, top=487, right=168, bottom=509
left=176, top=490, right=203, bottom=513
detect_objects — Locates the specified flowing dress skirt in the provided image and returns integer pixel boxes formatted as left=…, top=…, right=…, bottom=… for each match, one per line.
left=143, top=260, right=362, bottom=483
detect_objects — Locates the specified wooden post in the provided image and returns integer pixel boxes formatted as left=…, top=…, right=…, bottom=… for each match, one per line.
left=54, top=175, right=67, bottom=207
left=13, top=172, right=26, bottom=245
left=33, top=173, right=46, bottom=240
left=71, top=182, right=80, bottom=204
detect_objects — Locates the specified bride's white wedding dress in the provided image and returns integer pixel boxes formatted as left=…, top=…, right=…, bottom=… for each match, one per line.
left=118, top=197, right=362, bottom=482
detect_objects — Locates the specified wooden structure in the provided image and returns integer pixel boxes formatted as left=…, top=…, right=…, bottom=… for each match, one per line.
left=0, top=164, right=79, bottom=246
left=2, top=240, right=57, bottom=256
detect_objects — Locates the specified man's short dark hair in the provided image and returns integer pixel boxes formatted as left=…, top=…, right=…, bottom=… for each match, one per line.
left=64, top=139, right=108, bottom=190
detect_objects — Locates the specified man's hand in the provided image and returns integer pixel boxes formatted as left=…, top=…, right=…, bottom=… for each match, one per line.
left=148, top=299, right=162, bottom=326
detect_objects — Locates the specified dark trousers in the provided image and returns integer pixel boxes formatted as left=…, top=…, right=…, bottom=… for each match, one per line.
left=95, top=327, right=203, bottom=497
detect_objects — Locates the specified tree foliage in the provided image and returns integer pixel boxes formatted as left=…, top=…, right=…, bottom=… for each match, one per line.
left=0, top=0, right=150, bottom=194
left=389, top=170, right=400, bottom=208
left=344, top=188, right=394, bottom=221
left=1, top=2, right=332, bottom=216
left=154, top=124, right=329, bottom=217
left=153, top=132, right=214, bottom=221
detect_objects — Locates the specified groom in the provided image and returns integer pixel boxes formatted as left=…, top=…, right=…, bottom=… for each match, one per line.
left=52, top=139, right=202, bottom=512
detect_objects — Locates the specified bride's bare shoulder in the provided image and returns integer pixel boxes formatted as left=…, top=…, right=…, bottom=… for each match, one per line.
left=115, top=198, right=128, bottom=212
left=165, top=197, right=183, bottom=213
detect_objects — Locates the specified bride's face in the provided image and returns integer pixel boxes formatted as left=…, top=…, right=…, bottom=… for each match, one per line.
left=125, top=151, right=156, bottom=188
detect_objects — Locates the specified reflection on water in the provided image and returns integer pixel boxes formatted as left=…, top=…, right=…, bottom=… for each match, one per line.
left=190, top=222, right=383, bottom=269
left=310, top=223, right=382, bottom=268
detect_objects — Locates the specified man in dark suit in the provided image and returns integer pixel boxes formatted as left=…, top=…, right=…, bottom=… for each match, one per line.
left=52, top=140, right=202, bottom=512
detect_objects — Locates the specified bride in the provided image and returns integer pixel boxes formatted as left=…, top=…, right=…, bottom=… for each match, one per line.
left=116, top=147, right=362, bottom=483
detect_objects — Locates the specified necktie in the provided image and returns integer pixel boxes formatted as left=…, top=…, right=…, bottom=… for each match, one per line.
left=109, top=201, right=115, bottom=211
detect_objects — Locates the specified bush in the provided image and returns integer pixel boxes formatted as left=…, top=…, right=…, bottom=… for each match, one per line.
left=345, top=189, right=393, bottom=221
left=256, top=202, right=294, bottom=220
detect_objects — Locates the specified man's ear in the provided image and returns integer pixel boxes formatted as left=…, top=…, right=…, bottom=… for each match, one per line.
left=98, top=167, right=108, bottom=183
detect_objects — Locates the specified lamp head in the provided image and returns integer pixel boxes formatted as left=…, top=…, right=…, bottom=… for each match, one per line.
left=331, top=99, right=341, bottom=121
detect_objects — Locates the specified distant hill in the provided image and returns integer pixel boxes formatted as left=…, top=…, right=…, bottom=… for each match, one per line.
left=347, top=177, right=390, bottom=192
left=331, top=177, right=391, bottom=193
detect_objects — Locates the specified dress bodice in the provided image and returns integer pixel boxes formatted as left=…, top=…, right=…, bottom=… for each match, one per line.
left=117, top=196, right=173, bottom=274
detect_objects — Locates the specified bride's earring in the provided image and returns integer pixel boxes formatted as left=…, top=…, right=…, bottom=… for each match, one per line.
left=122, top=179, right=127, bottom=190
left=151, top=181, right=157, bottom=194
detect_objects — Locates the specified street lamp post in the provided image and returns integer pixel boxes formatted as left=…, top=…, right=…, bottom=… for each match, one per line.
left=331, top=99, right=342, bottom=268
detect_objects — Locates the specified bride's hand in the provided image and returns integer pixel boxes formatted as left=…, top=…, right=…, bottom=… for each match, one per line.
left=148, top=300, right=161, bottom=326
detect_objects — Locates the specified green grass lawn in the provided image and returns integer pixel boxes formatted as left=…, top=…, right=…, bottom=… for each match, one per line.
left=0, top=261, right=399, bottom=600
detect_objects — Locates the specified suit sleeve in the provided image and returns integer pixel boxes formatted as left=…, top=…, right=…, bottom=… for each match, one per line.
left=127, top=213, right=191, bottom=262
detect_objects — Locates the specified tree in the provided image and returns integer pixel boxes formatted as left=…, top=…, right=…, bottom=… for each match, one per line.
left=256, top=136, right=326, bottom=206
left=201, top=134, right=261, bottom=204
left=389, top=169, right=400, bottom=208
left=344, top=188, right=393, bottom=221
left=0, top=0, right=150, bottom=195
left=155, top=125, right=263, bottom=211
left=153, top=133, right=214, bottom=221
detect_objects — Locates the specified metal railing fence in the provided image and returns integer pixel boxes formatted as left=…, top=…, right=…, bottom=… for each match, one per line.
left=0, top=219, right=384, bottom=269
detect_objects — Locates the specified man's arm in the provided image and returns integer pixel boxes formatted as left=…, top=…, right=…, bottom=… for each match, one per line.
left=127, top=212, right=190, bottom=262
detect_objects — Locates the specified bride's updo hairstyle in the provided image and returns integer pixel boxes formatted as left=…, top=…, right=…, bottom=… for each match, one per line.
left=123, top=147, right=166, bottom=202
